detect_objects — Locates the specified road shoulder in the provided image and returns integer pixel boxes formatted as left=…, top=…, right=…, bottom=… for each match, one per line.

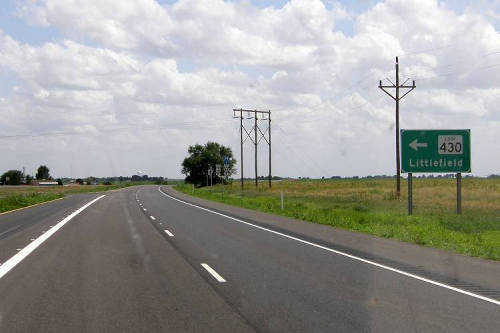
left=163, top=186, right=500, bottom=294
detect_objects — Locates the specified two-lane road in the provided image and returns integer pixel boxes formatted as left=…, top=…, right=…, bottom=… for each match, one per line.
left=0, top=185, right=498, bottom=332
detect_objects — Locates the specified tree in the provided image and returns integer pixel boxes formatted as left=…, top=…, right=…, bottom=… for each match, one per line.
left=25, top=174, right=33, bottom=185
left=181, top=142, right=236, bottom=186
left=36, top=165, right=50, bottom=180
left=1, top=170, right=23, bottom=185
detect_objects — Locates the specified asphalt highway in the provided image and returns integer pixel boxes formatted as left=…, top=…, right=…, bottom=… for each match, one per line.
left=0, top=185, right=498, bottom=332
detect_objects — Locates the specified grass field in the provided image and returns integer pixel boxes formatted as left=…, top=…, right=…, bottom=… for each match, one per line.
left=175, top=178, right=500, bottom=261
left=0, top=182, right=161, bottom=214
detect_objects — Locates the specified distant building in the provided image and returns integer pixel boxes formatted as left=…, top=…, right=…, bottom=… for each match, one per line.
left=32, top=180, right=59, bottom=186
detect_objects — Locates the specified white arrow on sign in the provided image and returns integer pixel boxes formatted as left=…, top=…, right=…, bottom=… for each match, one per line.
left=409, top=139, right=428, bottom=151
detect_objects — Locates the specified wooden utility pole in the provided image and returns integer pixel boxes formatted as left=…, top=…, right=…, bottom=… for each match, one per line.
left=268, top=111, right=272, bottom=188
left=379, top=57, right=416, bottom=198
left=254, top=112, right=258, bottom=187
left=240, top=109, right=243, bottom=189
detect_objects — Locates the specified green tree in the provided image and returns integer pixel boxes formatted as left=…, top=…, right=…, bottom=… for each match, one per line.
left=36, top=165, right=50, bottom=180
left=1, top=170, right=23, bottom=185
left=25, top=174, right=33, bottom=185
left=181, top=142, right=236, bottom=186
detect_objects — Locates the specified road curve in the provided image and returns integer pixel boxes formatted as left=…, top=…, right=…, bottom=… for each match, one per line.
left=0, top=185, right=498, bottom=332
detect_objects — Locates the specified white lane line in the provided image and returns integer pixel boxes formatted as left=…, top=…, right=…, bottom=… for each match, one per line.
left=158, top=187, right=500, bottom=307
left=150, top=216, right=156, bottom=220
left=201, top=263, right=226, bottom=283
left=143, top=208, right=147, bottom=211
left=164, top=230, right=174, bottom=237
left=0, top=195, right=105, bottom=280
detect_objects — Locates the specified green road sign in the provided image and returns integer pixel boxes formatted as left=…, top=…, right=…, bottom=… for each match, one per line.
left=401, top=129, right=471, bottom=173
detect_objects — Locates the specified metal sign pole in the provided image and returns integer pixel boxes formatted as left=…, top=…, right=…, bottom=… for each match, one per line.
left=408, top=173, right=413, bottom=215
left=281, top=191, right=284, bottom=210
left=457, top=172, right=462, bottom=214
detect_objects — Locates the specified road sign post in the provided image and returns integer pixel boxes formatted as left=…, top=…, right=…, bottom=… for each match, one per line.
left=208, top=166, right=213, bottom=187
left=457, top=172, right=462, bottom=214
left=223, top=156, right=230, bottom=183
left=401, top=129, right=470, bottom=215
left=408, top=173, right=413, bottom=215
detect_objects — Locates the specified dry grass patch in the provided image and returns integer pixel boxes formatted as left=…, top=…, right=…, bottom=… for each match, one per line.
left=176, top=178, right=500, bottom=260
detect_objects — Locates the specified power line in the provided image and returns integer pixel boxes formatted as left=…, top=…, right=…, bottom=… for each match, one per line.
left=0, top=119, right=234, bottom=140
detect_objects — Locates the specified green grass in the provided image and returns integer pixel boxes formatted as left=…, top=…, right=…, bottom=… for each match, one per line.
left=175, top=178, right=500, bottom=261
left=0, top=181, right=163, bottom=214
left=0, top=192, right=64, bottom=213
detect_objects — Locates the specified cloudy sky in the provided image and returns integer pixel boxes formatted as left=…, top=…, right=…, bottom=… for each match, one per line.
left=0, top=0, right=499, bottom=179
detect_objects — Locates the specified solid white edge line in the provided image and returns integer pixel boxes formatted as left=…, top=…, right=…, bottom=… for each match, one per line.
left=0, top=195, right=106, bottom=280
left=158, top=187, right=500, bottom=306
left=201, top=263, right=226, bottom=283
left=164, top=230, right=174, bottom=237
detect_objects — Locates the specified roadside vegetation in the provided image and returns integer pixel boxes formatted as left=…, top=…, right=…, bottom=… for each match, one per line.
left=0, top=181, right=176, bottom=214
left=175, top=178, right=500, bottom=261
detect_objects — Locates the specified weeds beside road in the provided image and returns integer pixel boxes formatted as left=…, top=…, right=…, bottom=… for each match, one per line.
left=0, top=182, right=162, bottom=214
left=175, top=178, right=500, bottom=261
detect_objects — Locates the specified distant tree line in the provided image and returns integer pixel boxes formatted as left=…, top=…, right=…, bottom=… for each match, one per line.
left=0, top=164, right=168, bottom=186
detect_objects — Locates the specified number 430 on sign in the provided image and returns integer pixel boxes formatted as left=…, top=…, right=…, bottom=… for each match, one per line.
left=438, top=135, right=463, bottom=155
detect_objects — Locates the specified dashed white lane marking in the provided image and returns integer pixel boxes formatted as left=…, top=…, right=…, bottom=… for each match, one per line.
left=158, top=187, right=500, bottom=307
left=201, top=263, right=226, bottom=283
left=164, top=230, right=174, bottom=237
left=16, top=249, right=21, bottom=251
left=150, top=216, right=156, bottom=220
left=143, top=208, right=147, bottom=211
left=0, top=195, right=105, bottom=280
left=30, top=238, right=35, bottom=241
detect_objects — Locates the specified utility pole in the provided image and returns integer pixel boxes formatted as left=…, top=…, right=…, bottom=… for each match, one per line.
left=233, top=108, right=272, bottom=189
left=254, top=112, right=258, bottom=188
left=379, top=57, right=416, bottom=198
left=240, top=109, right=243, bottom=189
left=268, top=111, right=272, bottom=188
